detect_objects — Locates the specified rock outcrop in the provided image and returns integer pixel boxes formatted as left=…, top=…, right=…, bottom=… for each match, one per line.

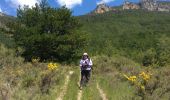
left=157, top=2, right=170, bottom=12
left=93, top=3, right=114, bottom=14
left=0, top=12, right=4, bottom=16
left=140, top=0, right=170, bottom=12
left=91, top=0, right=170, bottom=15
left=123, top=0, right=170, bottom=12
left=123, top=1, right=140, bottom=10
left=141, top=0, right=158, bottom=11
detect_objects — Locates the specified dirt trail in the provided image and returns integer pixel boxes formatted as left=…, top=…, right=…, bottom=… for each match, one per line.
left=97, top=83, right=108, bottom=100
left=77, top=72, right=82, bottom=100
left=77, top=90, right=82, bottom=100
left=56, top=71, right=74, bottom=100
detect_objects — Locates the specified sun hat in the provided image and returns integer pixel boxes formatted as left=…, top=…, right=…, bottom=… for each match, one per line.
left=83, top=53, right=88, bottom=56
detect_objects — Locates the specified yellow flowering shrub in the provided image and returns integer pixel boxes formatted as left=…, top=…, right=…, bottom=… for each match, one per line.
left=139, top=71, right=152, bottom=82
left=123, top=71, right=152, bottom=91
left=47, top=62, right=59, bottom=71
left=123, top=74, right=137, bottom=82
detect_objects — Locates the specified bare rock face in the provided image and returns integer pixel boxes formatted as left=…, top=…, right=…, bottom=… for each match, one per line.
left=140, top=0, right=158, bottom=11
left=140, top=0, right=170, bottom=12
left=123, top=1, right=140, bottom=10
left=158, top=2, right=170, bottom=12
left=158, top=6, right=170, bottom=12
left=94, top=3, right=113, bottom=14
left=92, top=0, right=170, bottom=14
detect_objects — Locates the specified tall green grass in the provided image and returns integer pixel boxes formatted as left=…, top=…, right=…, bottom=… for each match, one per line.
left=81, top=75, right=102, bottom=100
left=63, top=67, right=79, bottom=100
left=97, top=75, right=137, bottom=100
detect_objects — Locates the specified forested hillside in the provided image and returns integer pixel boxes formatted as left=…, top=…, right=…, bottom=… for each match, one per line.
left=80, top=10, right=170, bottom=66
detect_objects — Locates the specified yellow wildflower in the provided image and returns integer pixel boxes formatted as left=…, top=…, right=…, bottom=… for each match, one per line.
left=139, top=71, right=151, bottom=81
left=123, top=74, right=137, bottom=82
left=47, top=62, right=58, bottom=70
left=128, top=76, right=137, bottom=82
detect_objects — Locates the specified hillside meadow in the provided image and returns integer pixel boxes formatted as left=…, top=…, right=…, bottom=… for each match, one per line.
left=0, top=9, right=170, bottom=100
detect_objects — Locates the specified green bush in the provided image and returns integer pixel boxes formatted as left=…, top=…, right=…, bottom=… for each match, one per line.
left=141, top=67, right=170, bottom=100
left=156, top=35, right=170, bottom=66
left=92, top=55, right=140, bottom=75
left=11, top=0, right=87, bottom=62
left=142, top=48, right=157, bottom=66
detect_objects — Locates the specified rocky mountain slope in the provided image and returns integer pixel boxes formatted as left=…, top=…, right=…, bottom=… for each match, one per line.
left=91, top=3, right=116, bottom=14
left=0, top=12, right=15, bottom=32
left=91, top=0, right=170, bottom=14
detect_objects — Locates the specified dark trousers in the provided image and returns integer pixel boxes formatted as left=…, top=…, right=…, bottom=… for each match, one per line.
left=80, top=70, right=91, bottom=86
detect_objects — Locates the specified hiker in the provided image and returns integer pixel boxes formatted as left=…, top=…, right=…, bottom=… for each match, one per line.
left=79, top=53, right=93, bottom=89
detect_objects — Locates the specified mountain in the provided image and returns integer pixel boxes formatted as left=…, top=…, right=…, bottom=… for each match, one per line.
left=0, top=12, right=15, bottom=30
left=90, top=0, right=170, bottom=14
left=0, top=12, right=15, bottom=48
left=123, top=1, right=140, bottom=10
left=79, top=10, right=170, bottom=62
left=91, top=3, right=116, bottom=14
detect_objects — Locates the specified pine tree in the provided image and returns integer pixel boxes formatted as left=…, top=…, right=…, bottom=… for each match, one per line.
left=12, top=0, right=87, bottom=62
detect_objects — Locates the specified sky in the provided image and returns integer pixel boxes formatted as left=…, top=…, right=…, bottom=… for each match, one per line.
left=0, top=0, right=139, bottom=16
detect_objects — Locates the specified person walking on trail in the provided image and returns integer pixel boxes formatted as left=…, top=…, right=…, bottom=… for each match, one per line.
left=79, top=53, right=93, bottom=90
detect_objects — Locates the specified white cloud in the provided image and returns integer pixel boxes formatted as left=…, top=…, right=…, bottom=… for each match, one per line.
left=6, top=0, right=39, bottom=8
left=56, top=0, right=82, bottom=8
left=97, top=0, right=115, bottom=5
left=0, top=8, right=2, bottom=12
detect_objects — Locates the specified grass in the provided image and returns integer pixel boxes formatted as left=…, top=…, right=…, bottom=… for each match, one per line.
left=41, top=66, right=69, bottom=100
left=97, top=75, right=137, bottom=100
left=63, top=66, right=102, bottom=100
left=1, top=44, right=170, bottom=100
left=0, top=44, right=70, bottom=100
left=92, top=55, right=138, bottom=99
left=7, top=65, right=69, bottom=100
left=63, top=67, right=79, bottom=100
left=81, top=74, right=102, bottom=100
left=1, top=9, right=170, bottom=100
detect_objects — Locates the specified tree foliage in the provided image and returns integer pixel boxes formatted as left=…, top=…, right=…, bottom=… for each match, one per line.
left=12, top=0, right=87, bottom=61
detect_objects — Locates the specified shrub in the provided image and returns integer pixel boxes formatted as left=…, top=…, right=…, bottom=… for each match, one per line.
left=142, top=48, right=157, bottom=66
left=11, top=0, right=87, bottom=62
left=156, top=35, right=170, bottom=66
left=92, top=55, right=139, bottom=75
left=0, top=43, right=24, bottom=68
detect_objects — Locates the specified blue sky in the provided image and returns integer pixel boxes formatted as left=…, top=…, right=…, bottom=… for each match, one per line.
left=0, top=0, right=139, bottom=16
